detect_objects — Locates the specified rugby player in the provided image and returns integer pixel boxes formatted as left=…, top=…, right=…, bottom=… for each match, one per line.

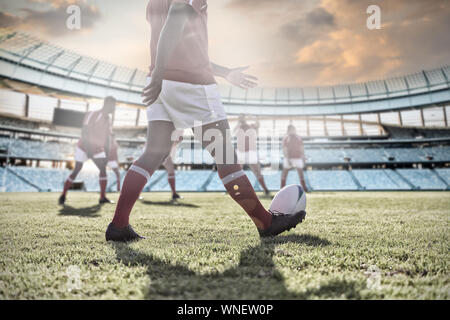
left=281, top=125, right=308, bottom=192
left=59, top=96, right=116, bottom=205
left=105, top=0, right=306, bottom=241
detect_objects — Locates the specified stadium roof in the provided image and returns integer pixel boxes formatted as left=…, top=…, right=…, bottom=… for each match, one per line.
left=0, top=28, right=449, bottom=116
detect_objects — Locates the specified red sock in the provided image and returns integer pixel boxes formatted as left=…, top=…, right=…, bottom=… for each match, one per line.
left=219, top=166, right=272, bottom=230
left=112, top=164, right=151, bottom=228
left=168, top=174, right=176, bottom=195
left=62, top=177, right=73, bottom=196
left=99, top=175, right=107, bottom=199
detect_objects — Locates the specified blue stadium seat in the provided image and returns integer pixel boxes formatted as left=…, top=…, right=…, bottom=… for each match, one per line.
left=344, top=149, right=387, bottom=163
left=2, top=136, right=449, bottom=166
left=306, top=148, right=344, bottom=163
left=307, top=170, right=359, bottom=190
left=352, top=169, right=410, bottom=190
left=9, top=167, right=70, bottom=192
left=434, top=168, right=450, bottom=186
left=382, top=170, right=413, bottom=190
left=0, top=167, right=38, bottom=192
left=1, top=166, right=449, bottom=192
left=384, top=148, right=425, bottom=162
left=205, top=172, right=226, bottom=192
left=396, top=169, right=447, bottom=190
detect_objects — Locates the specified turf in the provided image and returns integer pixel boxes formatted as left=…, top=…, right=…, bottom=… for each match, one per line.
left=0, top=191, right=449, bottom=300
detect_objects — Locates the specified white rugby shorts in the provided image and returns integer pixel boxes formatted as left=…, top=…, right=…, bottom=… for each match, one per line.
left=146, top=77, right=227, bottom=129
left=283, top=158, right=304, bottom=169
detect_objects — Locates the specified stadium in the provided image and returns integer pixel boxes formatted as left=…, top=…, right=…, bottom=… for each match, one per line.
left=1, top=29, right=449, bottom=193
left=0, top=1, right=449, bottom=303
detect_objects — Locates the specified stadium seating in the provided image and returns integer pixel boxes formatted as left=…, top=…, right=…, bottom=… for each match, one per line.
left=174, top=170, right=212, bottom=191
left=435, top=168, right=450, bottom=186
left=352, top=169, right=410, bottom=190
left=143, top=170, right=166, bottom=191
left=1, top=166, right=449, bottom=192
left=384, top=148, right=425, bottom=162
left=306, top=170, right=359, bottom=191
left=396, top=169, right=448, bottom=190
left=306, top=148, right=344, bottom=163
left=2, top=135, right=450, bottom=166
left=344, top=149, right=387, bottom=163
left=421, top=146, right=450, bottom=162
left=382, top=170, right=414, bottom=190
left=9, top=167, right=70, bottom=192
left=0, top=136, right=73, bottom=160
left=0, top=167, right=39, bottom=192
left=205, top=172, right=226, bottom=192
left=258, top=171, right=283, bottom=191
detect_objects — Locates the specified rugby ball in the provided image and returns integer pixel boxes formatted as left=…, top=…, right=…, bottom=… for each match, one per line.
left=269, top=185, right=306, bottom=215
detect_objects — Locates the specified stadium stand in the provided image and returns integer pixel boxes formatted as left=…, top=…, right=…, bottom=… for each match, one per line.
left=0, top=28, right=449, bottom=193
left=396, top=169, right=448, bottom=190
left=306, top=170, right=359, bottom=191
left=8, top=166, right=69, bottom=192
left=0, top=167, right=38, bottom=192
left=435, top=168, right=450, bottom=185
left=1, top=165, right=450, bottom=192
left=344, top=148, right=387, bottom=163
left=352, top=169, right=410, bottom=190
left=0, top=136, right=73, bottom=160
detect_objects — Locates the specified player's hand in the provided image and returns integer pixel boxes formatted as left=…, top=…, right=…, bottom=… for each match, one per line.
left=226, top=66, right=258, bottom=89
left=142, top=76, right=163, bottom=106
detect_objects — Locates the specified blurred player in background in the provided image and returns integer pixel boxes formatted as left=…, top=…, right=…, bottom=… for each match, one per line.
left=234, top=114, right=271, bottom=196
left=59, top=96, right=116, bottom=205
left=281, top=124, right=308, bottom=192
left=162, top=130, right=183, bottom=201
left=108, top=134, right=121, bottom=192
left=105, top=0, right=306, bottom=242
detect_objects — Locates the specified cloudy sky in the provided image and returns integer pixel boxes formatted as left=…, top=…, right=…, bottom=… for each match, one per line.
left=0, top=0, right=449, bottom=87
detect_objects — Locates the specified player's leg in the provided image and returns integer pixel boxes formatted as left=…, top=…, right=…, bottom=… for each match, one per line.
left=196, top=119, right=272, bottom=231
left=112, top=167, right=121, bottom=192
left=93, top=157, right=110, bottom=203
left=296, top=168, right=308, bottom=192
left=163, top=156, right=179, bottom=200
left=281, top=168, right=289, bottom=189
left=111, top=120, right=175, bottom=229
left=59, top=161, right=83, bottom=205
left=249, top=163, right=270, bottom=195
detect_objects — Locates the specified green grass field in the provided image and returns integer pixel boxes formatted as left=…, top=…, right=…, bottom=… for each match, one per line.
left=0, top=191, right=449, bottom=300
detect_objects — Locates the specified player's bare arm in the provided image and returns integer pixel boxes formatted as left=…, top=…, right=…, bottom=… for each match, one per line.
left=142, top=3, right=193, bottom=106
left=212, top=63, right=258, bottom=89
